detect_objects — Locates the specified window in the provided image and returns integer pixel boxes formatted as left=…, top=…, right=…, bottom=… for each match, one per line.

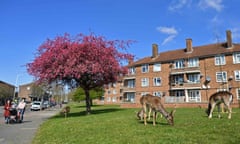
left=113, top=89, right=117, bottom=94
left=188, top=90, right=201, bottom=102
left=174, top=59, right=185, bottom=69
left=187, top=73, right=200, bottom=83
left=107, top=97, right=111, bottom=102
left=153, top=77, right=161, bottom=86
left=188, top=58, right=199, bottom=67
left=153, top=91, right=162, bottom=97
left=112, top=97, right=117, bottom=102
left=126, top=92, right=135, bottom=102
left=233, top=52, right=240, bottom=64
left=128, top=67, right=136, bottom=75
left=234, top=70, right=240, bottom=81
left=237, top=88, right=240, bottom=100
left=173, top=75, right=184, bottom=84
left=141, top=64, right=149, bottom=73
left=153, top=63, right=161, bottom=72
left=215, top=55, right=226, bottom=65
left=175, top=90, right=184, bottom=97
left=127, top=80, right=135, bottom=88
left=216, top=71, right=227, bottom=82
left=141, top=78, right=149, bottom=87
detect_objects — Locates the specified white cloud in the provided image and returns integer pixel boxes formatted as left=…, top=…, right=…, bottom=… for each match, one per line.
left=198, top=0, right=224, bottom=12
left=157, top=26, right=178, bottom=35
left=168, top=0, right=192, bottom=11
left=156, top=26, right=178, bottom=45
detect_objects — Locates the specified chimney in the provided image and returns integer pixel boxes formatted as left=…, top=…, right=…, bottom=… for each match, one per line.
left=226, top=30, right=233, bottom=48
left=152, top=44, right=158, bottom=58
left=186, top=38, right=193, bottom=53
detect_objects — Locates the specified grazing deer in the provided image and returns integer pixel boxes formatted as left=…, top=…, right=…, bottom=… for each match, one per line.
left=206, top=91, right=233, bottom=119
left=61, top=106, right=70, bottom=118
left=140, top=94, right=175, bottom=126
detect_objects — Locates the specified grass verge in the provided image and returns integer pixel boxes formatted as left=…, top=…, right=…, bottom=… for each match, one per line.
left=32, top=103, right=240, bottom=144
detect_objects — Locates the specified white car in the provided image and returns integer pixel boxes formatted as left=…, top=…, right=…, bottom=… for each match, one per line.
left=31, top=101, right=42, bottom=111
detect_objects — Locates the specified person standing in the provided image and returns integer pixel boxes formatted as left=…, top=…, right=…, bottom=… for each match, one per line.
left=17, top=99, right=26, bottom=122
left=4, top=99, right=11, bottom=124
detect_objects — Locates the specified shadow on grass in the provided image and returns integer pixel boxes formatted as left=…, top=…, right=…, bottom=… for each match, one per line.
left=53, top=107, right=125, bottom=119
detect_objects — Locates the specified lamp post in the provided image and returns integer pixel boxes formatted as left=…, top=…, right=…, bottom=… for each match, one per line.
left=13, top=74, right=21, bottom=100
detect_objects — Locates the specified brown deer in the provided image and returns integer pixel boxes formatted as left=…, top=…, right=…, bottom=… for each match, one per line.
left=140, top=94, right=175, bottom=126
left=206, top=91, right=233, bottom=119
left=61, top=106, right=70, bottom=118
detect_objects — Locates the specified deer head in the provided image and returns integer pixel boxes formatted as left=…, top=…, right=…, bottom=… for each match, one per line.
left=166, top=109, right=176, bottom=126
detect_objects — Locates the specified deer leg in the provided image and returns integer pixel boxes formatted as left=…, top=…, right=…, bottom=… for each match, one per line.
left=208, top=103, right=216, bottom=119
left=217, top=104, right=221, bottom=118
left=226, top=104, right=232, bottom=119
left=148, top=107, right=151, bottom=121
left=143, top=104, right=147, bottom=125
left=153, top=111, right=156, bottom=126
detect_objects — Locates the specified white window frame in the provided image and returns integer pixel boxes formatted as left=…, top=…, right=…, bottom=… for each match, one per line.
left=174, top=59, right=185, bottom=69
left=141, top=64, right=149, bottom=73
left=188, top=58, right=199, bottom=67
left=237, top=88, right=240, bottom=100
left=215, top=55, right=226, bottom=65
left=126, top=93, right=135, bottom=102
left=127, top=80, right=135, bottom=88
left=153, top=91, right=162, bottom=97
left=153, top=63, right=161, bottom=72
left=128, top=67, right=136, bottom=75
left=141, top=78, right=149, bottom=87
left=216, top=71, right=227, bottom=82
left=233, top=52, right=240, bottom=64
left=153, top=77, right=161, bottom=86
left=188, top=90, right=201, bottom=102
left=234, top=70, right=240, bottom=81
left=187, top=73, right=200, bottom=83
left=113, top=89, right=117, bottom=94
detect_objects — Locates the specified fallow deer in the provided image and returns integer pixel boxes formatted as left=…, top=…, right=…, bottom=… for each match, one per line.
left=206, top=91, right=233, bottom=119
left=140, top=94, right=175, bottom=126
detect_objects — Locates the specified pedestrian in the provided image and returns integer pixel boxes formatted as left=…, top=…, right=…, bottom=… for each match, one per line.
left=17, top=99, right=26, bottom=122
left=4, top=99, right=11, bottom=124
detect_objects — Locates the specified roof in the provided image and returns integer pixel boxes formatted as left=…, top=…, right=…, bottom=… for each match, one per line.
left=0, top=80, right=15, bottom=87
left=129, top=42, right=240, bottom=66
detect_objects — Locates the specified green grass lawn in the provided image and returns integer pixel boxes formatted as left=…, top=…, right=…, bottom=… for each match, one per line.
left=32, top=103, right=240, bottom=144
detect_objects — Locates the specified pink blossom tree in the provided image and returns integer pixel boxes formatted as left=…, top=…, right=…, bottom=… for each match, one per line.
left=27, top=33, right=134, bottom=114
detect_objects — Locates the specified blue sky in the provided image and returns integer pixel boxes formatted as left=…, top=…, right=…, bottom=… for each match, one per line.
left=1, top=0, right=240, bottom=86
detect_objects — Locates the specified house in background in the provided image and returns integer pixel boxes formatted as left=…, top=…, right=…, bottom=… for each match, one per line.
left=103, top=30, right=240, bottom=108
left=0, top=80, right=15, bottom=105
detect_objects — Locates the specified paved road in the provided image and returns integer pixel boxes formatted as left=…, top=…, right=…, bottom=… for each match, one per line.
left=0, top=106, right=61, bottom=144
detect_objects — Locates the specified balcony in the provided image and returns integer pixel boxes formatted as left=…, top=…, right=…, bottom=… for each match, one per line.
left=122, top=86, right=136, bottom=92
left=170, top=81, right=201, bottom=89
left=170, top=67, right=200, bottom=75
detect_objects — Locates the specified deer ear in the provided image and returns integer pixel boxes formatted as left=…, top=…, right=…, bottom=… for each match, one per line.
left=171, top=109, right=176, bottom=116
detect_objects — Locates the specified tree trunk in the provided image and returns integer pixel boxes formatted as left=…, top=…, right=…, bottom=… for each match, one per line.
left=84, top=89, right=91, bottom=114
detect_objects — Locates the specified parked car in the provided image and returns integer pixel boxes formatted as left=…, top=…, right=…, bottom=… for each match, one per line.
left=30, top=101, right=42, bottom=111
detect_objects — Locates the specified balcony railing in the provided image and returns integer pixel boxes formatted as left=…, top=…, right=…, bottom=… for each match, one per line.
left=170, top=82, right=201, bottom=89
left=165, top=96, right=185, bottom=103
left=170, top=67, right=200, bottom=75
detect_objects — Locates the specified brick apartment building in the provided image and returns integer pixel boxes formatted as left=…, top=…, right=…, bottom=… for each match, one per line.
left=0, top=80, right=15, bottom=105
left=103, top=30, right=240, bottom=108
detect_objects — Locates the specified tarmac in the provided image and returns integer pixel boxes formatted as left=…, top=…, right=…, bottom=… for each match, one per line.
left=0, top=106, right=61, bottom=144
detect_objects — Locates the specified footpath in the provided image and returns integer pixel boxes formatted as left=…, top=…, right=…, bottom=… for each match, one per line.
left=0, top=106, right=61, bottom=144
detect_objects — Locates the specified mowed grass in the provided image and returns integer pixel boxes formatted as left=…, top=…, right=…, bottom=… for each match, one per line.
left=32, top=103, right=240, bottom=144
